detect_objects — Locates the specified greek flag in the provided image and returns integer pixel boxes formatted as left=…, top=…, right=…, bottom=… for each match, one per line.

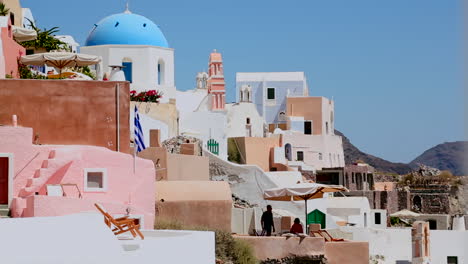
left=134, top=106, right=146, bottom=153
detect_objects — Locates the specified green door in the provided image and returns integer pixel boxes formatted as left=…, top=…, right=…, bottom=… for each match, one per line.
left=307, top=209, right=326, bottom=229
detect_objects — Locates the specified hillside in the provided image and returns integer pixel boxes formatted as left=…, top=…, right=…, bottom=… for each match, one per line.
left=337, top=130, right=467, bottom=176
left=409, top=141, right=468, bottom=176
left=335, top=130, right=412, bottom=174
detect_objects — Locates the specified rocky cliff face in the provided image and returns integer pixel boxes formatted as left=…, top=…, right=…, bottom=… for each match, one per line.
left=409, top=141, right=468, bottom=176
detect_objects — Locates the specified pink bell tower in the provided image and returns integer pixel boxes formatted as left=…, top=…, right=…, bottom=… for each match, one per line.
left=207, top=50, right=226, bottom=111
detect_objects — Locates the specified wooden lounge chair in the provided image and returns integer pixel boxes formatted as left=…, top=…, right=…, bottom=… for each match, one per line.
left=309, top=224, right=344, bottom=242
left=94, top=203, right=144, bottom=240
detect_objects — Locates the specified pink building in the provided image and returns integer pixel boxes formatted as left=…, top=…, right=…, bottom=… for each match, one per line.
left=0, top=126, right=155, bottom=229
left=207, top=50, right=226, bottom=111
left=0, top=16, right=25, bottom=78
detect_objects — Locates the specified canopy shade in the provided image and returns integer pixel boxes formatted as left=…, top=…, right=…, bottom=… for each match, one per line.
left=263, top=183, right=348, bottom=234
left=390, top=209, right=420, bottom=218
left=264, top=183, right=349, bottom=201
left=12, top=26, right=37, bottom=42
left=20, top=52, right=101, bottom=69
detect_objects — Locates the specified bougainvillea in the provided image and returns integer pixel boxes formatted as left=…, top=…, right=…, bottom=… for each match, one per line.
left=130, top=90, right=163, bottom=103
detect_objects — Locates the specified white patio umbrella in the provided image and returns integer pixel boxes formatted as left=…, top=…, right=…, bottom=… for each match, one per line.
left=20, top=51, right=101, bottom=77
left=12, top=26, right=37, bottom=42
left=264, top=183, right=348, bottom=233
left=390, top=209, right=420, bottom=218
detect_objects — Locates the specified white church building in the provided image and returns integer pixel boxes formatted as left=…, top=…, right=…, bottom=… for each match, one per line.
left=81, top=7, right=176, bottom=102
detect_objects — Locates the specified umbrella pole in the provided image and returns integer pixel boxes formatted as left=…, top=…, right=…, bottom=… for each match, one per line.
left=305, top=199, right=308, bottom=235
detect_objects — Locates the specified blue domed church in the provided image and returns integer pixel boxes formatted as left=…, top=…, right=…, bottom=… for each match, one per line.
left=81, top=6, right=176, bottom=101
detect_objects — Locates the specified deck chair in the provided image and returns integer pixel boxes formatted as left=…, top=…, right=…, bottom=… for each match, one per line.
left=309, top=224, right=344, bottom=242
left=94, top=203, right=144, bottom=240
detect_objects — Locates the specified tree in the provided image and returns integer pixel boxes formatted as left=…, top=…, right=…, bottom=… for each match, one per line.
left=20, top=19, right=68, bottom=52
left=0, top=3, right=10, bottom=16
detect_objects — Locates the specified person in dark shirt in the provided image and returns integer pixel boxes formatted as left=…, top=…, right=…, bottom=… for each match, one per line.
left=261, top=205, right=275, bottom=236
left=290, top=218, right=304, bottom=234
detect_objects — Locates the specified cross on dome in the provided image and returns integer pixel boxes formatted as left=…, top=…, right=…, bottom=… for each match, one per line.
left=124, top=0, right=132, bottom=14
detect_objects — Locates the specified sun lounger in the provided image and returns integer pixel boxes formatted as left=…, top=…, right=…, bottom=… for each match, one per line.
left=94, top=203, right=144, bottom=240
left=309, top=224, right=344, bottom=242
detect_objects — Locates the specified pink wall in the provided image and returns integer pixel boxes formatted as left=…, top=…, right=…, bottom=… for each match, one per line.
left=2, top=26, right=25, bottom=78
left=0, top=126, right=155, bottom=229
left=324, top=242, right=369, bottom=264
left=234, top=236, right=325, bottom=260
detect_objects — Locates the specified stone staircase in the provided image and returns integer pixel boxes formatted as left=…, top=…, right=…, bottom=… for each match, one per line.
left=0, top=204, right=10, bottom=218
left=18, top=150, right=57, bottom=197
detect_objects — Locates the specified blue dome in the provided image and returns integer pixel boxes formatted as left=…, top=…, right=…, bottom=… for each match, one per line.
left=85, top=12, right=169, bottom=47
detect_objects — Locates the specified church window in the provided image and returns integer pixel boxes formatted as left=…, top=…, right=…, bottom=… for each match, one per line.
left=267, top=88, right=275, bottom=100
left=122, top=58, right=133, bottom=83
left=158, top=60, right=165, bottom=85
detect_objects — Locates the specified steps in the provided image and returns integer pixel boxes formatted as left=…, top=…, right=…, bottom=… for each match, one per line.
left=0, top=204, right=10, bottom=218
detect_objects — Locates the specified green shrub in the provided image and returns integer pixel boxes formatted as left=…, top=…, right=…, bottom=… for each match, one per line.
left=228, top=138, right=242, bottom=163
left=155, top=219, right=258, bottom=264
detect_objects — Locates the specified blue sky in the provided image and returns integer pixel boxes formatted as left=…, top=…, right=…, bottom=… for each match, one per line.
left=22, top=0, right=464, bottom=163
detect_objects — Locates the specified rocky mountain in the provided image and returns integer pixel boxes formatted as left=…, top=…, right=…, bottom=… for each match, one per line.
left=337, top=130, right=468, bottom=176
left=409, top=141, right=467, bottom=176
left=336, top=130, right=413, bottom=174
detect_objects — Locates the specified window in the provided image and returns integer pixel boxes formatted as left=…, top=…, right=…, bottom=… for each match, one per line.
left=304, top=121, right=312, bottom=135
left=352, top=172, right=355, bottom=183
left=318, top=153, right=322, bottom=160
left=374, top=212, right=381, bottom=225
left=246, top=118, right=251, bottom=125
left=447, top=256, right=458, bottom=264
left=84, top=168, right=107, bottom=192
left=267, top=88, right=275, bottom=100
left=297, top=151, right=304, bottom=161
left=428, top=219, right=437, bottom=230
left=122, top=61, right=132, bottom=83
left=326, top=122, right=329, bottom=134
left=364, top=212, right=367, bottom=227
left=157, top=60, right=165, bottom=85
left=10, top=13, right=14, bottom=25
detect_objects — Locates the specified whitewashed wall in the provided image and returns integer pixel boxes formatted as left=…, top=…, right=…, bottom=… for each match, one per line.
left=81, top=45, right=176, bottom=101
left=346, top=227, right=413, bottom=264
left=431, top=230, right=468, bottom=264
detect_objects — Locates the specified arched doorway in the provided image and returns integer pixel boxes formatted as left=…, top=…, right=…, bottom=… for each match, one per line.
left=413, top=195, right=422, bottom=212
left=285, top=143, right=292, bottom=161
left=307, top=209, right=326, bottom=229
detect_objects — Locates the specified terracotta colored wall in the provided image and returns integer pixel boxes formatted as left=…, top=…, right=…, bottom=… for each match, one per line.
left=2, top=27, right=25, bottom=78
left=286, top=97, right=323, bottom=135
left=139, top=147, right=209, bottom=181
left=156, top=181, right=232, bottom=231
left=232, top=136, right=280, bottom=171
left=324, top=242, right=369, bottom=264
left=0, top=80, right=130, bottom=153
left=139, top=147, right=168, bottom=181
left=234, top=236, right=325, bottom=261
left=166, top=153, right=209, bottom=181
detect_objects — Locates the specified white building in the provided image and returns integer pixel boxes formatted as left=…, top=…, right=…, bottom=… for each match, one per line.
left=55, top=35, right=79, bottom=53
left=225, top=102, right=265, bottom=138
left=81, top=7, right=176, bottom=102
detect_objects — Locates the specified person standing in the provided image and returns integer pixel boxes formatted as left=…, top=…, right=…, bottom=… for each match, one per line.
left=261, top=205, right=275, bottom=236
